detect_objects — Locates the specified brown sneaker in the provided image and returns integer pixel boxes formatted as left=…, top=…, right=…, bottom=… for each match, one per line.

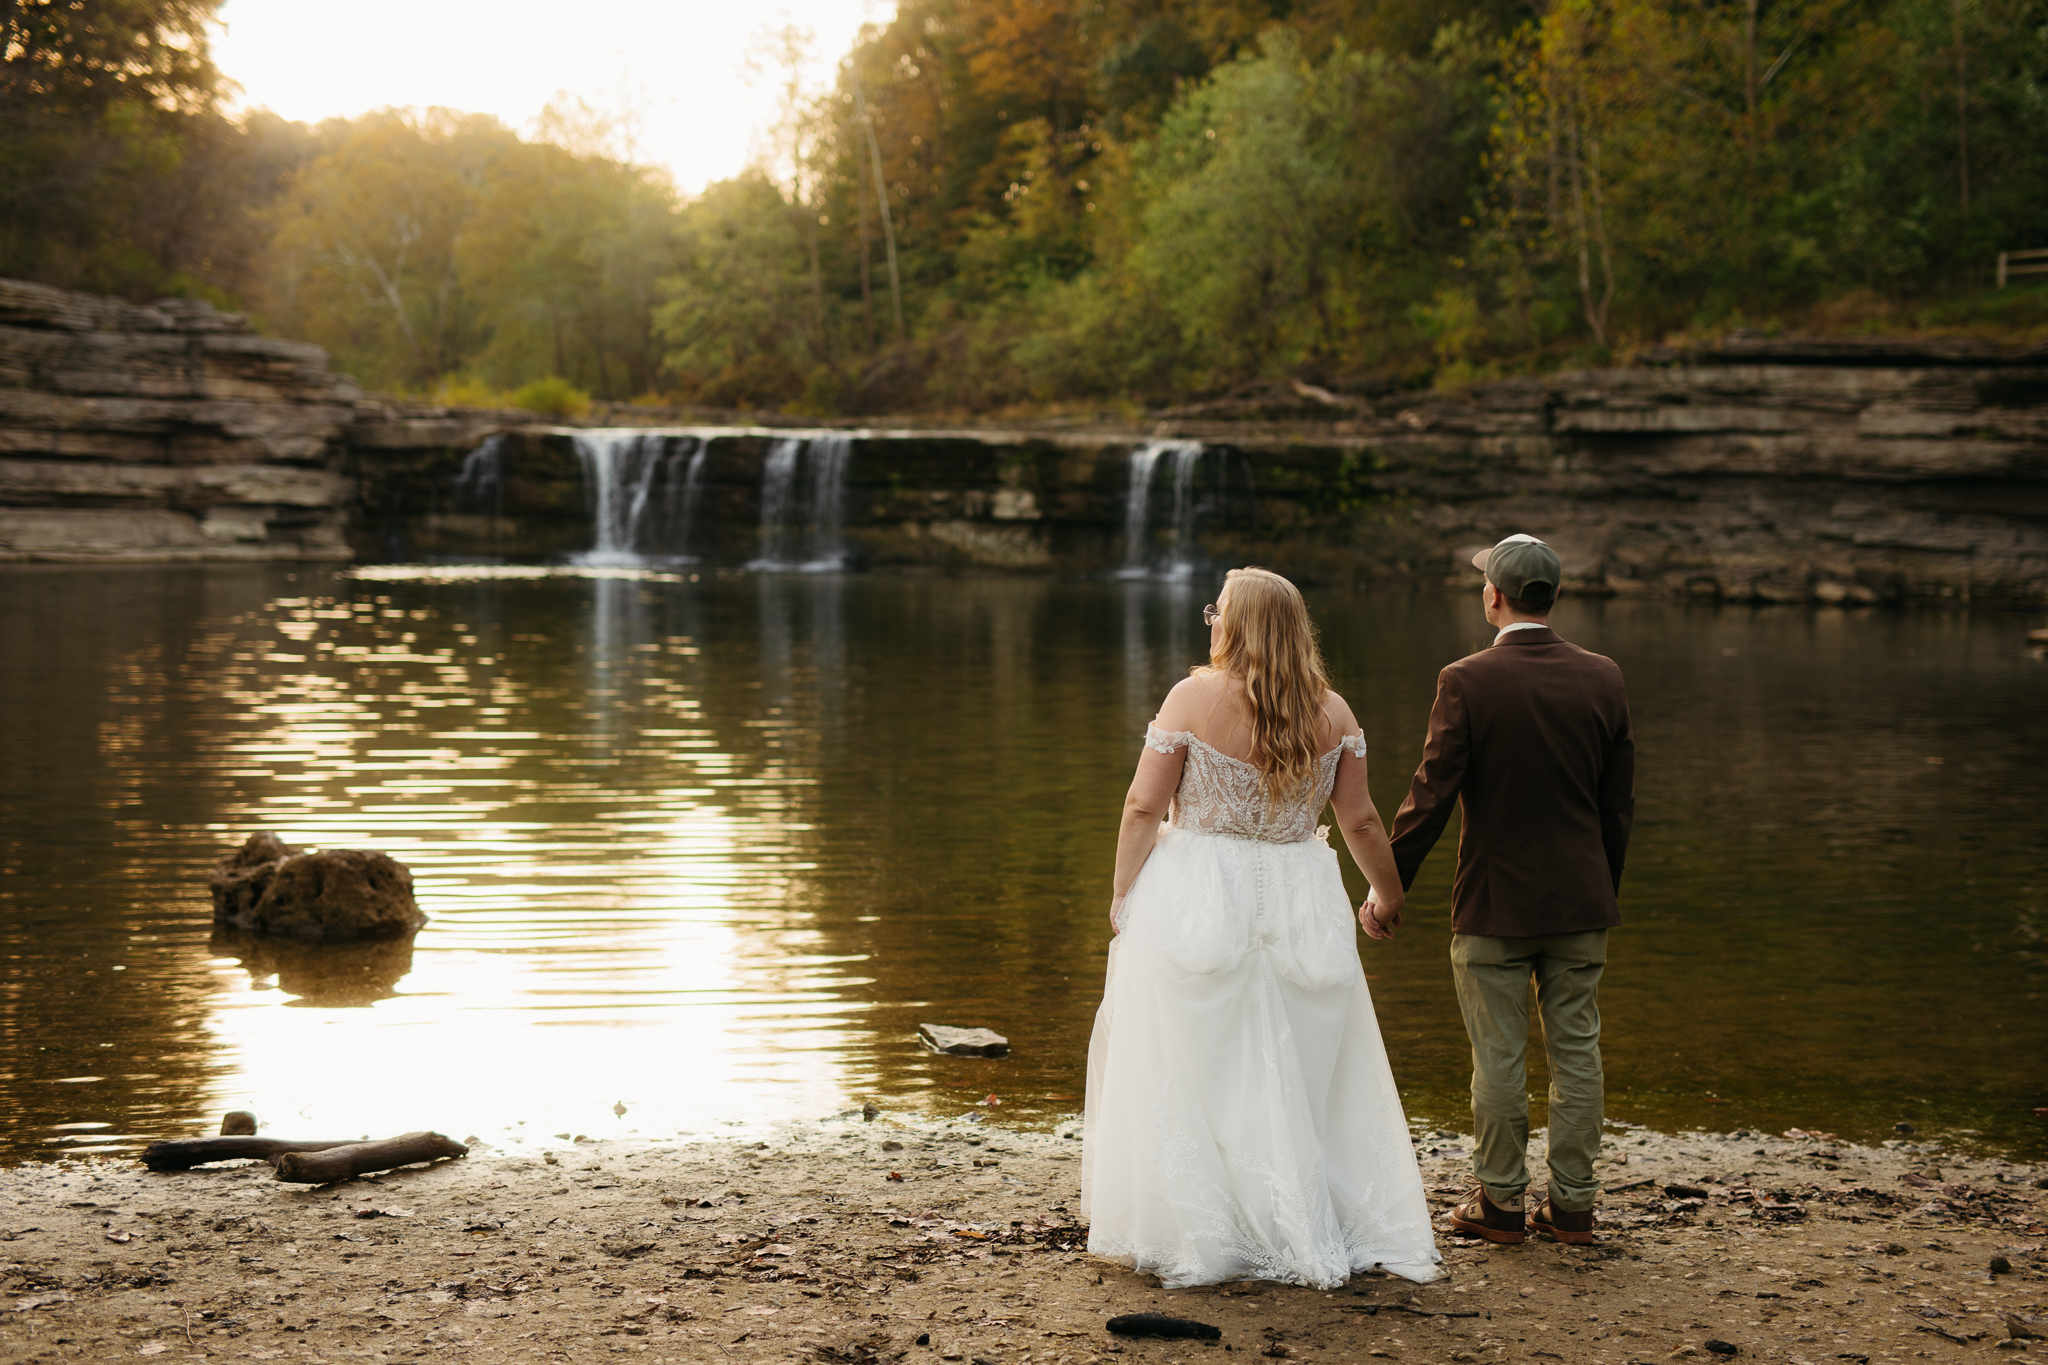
left=1446, top=1187, right=1526, bottom=1244
left=1531, top=1200, right=1596, bottom=1245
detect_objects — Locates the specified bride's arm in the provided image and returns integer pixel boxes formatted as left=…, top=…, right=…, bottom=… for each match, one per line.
left=1325, top=695, right=1405, bottom=937
left=1109, top=684, right=1195, bottom=930
left=1110, top=745, right=1184, bottom=929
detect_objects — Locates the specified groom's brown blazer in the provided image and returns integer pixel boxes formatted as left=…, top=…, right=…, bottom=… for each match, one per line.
left=1388, top=627, right=1635, bottom=938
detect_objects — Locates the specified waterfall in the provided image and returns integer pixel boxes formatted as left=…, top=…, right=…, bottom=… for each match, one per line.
left=452, top=434, right=508, bottom=524
left=808, top=434, right=852, bottom=568
left=569, top=430, right=703, bottom=565
left=751, top=434, right=853, bottom=571
left=1118, top=440, right=1203, bottom=578
left=668, top=443, right=709, bottom=558
left=754, top=438, right=801, bottom=567
left=1166, top=441, right=1205, bottom=578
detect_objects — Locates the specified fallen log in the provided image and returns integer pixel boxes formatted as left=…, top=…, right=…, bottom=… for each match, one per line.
left=141, top=1136, right=357, bottom=1172
left=271, top=1131, right=467, bottom=1184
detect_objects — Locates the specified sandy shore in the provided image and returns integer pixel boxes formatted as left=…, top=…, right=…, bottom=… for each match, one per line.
left=2, top=1115, right=2044, bottom=1364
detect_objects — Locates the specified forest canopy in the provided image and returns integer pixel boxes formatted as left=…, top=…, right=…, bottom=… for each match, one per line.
left=5, top=0, right=2046, bottom=412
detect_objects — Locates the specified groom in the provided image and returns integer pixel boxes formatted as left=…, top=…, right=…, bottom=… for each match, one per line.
left=1376, top=533, right=1635, bottom=1245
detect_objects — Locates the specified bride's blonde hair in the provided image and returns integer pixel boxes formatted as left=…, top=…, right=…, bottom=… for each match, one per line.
left=1197, top=567, right=1331, bottom=802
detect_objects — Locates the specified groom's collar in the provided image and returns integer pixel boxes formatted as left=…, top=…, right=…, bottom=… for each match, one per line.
left=1492, top=622, right=1558, bottom=646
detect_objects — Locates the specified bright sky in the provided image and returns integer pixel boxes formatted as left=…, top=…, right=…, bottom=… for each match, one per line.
left=209, top=0, right=889, bottom=194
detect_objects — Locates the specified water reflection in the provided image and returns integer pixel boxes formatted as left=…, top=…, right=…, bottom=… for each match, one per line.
left=0, top=566, right=2042, bottom=1163
left=210, top=926, right=417, bottom=1008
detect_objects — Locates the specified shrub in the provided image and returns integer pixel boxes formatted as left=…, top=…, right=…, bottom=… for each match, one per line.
left=510, top=376, right=593, bottom=418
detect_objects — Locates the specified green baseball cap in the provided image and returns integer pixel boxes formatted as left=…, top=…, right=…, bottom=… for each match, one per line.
left=1471, top=533, right=1561, bottom=603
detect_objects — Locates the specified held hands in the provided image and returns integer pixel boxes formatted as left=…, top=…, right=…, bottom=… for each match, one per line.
left=1359, top=892, right=1403, bottom=941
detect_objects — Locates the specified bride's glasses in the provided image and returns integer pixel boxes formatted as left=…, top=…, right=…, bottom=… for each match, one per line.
left=1202, top=603, right=1221, bottom=626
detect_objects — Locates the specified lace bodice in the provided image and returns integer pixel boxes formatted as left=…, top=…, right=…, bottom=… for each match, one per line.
left=1145, top=724, right=1365, bottom=844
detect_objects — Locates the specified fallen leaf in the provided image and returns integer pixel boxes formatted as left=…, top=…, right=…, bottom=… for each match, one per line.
left=136, top=1345, right=167, bottom=1357
left=886, top=1172, right=905, bottom=1182
left=104, top=1229, right=132, bottom=1244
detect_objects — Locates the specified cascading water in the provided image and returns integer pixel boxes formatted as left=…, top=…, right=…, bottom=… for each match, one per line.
left=751, top=434, right=853, bottom=571
left=452, top=434, right=508, bottom=519
left=569, top=430, right=703, bottom=565
left=1119, top=444, right=1165, bottom=577
left=1165, top=441, right=1206, bottom=578
left=675, top=444, right=709, bottom=550
left=807, top=435, right=852, bottom=568
left=1118, top=440, right=1204, bottom=578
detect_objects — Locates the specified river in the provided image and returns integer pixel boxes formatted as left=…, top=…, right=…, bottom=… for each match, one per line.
left=1, top=565, right=2042, bottom=1162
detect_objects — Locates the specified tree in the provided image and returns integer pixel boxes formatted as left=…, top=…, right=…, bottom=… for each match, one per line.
left=0, top=0, right=247, bottom=293
left=654, top=172, right=826, bottom=408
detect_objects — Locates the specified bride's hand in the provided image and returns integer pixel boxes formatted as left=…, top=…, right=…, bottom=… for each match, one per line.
left=1360, top=893, right=1402, bottom=940
left=1110, top=892, right=1128, bottom=935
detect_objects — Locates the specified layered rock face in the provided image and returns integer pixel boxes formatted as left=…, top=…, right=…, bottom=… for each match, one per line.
left=0, top=279, right=361, bottom=561
left=378, top=346, right=2048, bottom=603
left=4, top=277, right=2043, bottom=602
left=1168, top=348, right=2048, bottom=605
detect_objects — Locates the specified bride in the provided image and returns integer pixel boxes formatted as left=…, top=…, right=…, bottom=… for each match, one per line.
left=1082, top=567, right=1440, bottom=1289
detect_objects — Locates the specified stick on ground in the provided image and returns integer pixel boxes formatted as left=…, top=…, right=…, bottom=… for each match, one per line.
left=141, top=1137, right=358, bottom=1172
left=270, top=1131, right=468, bottom=1184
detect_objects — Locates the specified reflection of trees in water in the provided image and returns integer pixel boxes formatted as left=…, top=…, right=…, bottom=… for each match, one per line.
left=764, top=576, right=1224, bottom=1118
left=0, top=567, right=299, bottom=1155
left=11, top=567, right=2046, bottom=1155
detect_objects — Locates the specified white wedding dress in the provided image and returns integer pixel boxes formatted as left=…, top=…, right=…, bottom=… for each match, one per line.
left=1082, top=724, right=1441, bottom=1289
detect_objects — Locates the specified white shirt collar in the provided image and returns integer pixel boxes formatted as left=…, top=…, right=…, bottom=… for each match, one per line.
left=1493, top=621, right=1550, bottom=644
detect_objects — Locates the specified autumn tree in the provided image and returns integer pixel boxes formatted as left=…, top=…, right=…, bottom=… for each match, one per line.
left=0, top=0, right=261, bottom=294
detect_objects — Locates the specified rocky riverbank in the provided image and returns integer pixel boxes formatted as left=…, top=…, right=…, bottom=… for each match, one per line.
left=2, top=1117, right=2043, bottom=1364
left=4, top=276, right=2047, bottom=603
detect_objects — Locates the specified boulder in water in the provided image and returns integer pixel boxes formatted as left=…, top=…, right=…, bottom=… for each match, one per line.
left=918, top=1023, right=1010, bottom=1057
left=208, top=833, right=426, bottom=941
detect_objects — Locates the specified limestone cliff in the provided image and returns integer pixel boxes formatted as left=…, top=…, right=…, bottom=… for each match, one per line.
left=3, top=277, right=2044, bottom=604
left=0, top=280, right=360, bottom=561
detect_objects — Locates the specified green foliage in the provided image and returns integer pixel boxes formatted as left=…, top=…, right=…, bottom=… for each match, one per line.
left=652, top=172, right=828, bottom=409
left=261, top=107, right=678, bottom=397
left=1413, top=288, right=1493, bottom=390
left=9, top=0, right=2048, bottom=411
left=0, top=0, right=265, bottom=295
left=509, top=377, right=594, bottom=418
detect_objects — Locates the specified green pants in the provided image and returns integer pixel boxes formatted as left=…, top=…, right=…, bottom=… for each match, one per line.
left=1450, top=930, right=1608, bottom=1213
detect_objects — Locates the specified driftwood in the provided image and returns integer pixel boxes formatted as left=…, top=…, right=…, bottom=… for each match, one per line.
left=271, top=1131, right=467, bottom=1184
left=141, top=1136, right=357, bottom=1172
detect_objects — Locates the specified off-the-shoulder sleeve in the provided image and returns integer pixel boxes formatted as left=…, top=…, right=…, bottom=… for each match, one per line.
left=1337, top=731, right=1368, bottom=758
left=1144, top=723, right=1194, bottom=754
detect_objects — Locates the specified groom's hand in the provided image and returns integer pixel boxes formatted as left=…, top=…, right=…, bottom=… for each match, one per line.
left=1360, top=894, right=1401, bottom=940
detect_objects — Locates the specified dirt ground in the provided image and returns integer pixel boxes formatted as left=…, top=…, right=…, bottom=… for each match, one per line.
left=2, top=1115, right=2044, bottom=1365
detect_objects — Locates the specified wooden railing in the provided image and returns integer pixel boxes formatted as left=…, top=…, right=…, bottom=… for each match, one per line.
left=1996, top=249, right=2048, bottom=287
